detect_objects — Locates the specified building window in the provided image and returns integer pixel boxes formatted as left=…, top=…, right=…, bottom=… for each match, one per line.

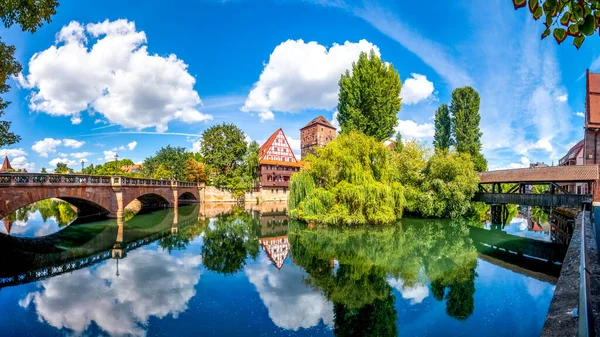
left=268, top=176, right=272, bottom=181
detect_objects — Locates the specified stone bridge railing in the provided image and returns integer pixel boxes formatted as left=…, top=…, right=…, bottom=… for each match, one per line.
left=0, top=173, right=200, bottom=188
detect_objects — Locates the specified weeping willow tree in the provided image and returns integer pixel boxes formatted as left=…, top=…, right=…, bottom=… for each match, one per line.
left=289, top=132, right=404, bottom=226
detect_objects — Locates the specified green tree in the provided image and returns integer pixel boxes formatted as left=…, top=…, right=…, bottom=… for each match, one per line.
left=199, top=123, right=254, bottom=198
left=55, top=162, right=73, bottom=174
left=512, top=0, right=599, bottom=49
left=200, top=123, right=247, bottom=177
left=393, top=132, right=404, bottom=153
left=289, top=132, right=404, bottom=226
left=434, top=103, right=452, bottom=151
left=0, top=0, right=59, bottom=147
left=40, top=167, right=47, bottom=173
left=142, top=146, right=189, bottom=180
left=337, top=50, right=401, bottom=141
left=244, top=140, right=260, bottom=185
left=152, top=164, right=172, bottom=180
left=450, top=87, right=487, bottom=172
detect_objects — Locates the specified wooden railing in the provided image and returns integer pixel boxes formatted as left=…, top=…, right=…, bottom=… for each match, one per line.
left=0, top=173, right=201, bottom=188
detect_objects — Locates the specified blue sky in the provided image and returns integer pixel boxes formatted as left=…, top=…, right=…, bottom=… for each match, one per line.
left=1, top=0, right=599, bottom=171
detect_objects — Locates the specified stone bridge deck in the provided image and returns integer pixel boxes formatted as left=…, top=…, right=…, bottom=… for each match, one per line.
left=0, top=173, right=203, bottom=218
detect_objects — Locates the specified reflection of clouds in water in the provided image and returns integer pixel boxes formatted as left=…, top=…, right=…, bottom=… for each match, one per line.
left=487, top=217, right=551, bottom=242
left=245, top=255, right=333, bottom=330
left=524, top=277, right=555, bottom=299
left=19, top=248, right=202, bottom=337
left=387, top=278, right=429, bottom=305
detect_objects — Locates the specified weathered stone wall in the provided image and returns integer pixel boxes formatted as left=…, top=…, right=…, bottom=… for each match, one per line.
left=201, top=186, right=288, bottom=204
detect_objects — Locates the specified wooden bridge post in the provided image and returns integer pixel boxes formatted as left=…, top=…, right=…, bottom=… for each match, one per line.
left=111, top=176, right=123, bottom=218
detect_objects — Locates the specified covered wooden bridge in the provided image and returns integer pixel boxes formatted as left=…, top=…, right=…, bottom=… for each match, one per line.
left=474, top=165, right=599, bottom=207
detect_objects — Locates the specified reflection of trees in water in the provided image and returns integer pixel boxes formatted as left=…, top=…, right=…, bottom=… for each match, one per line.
left=201, top=208, right=260, bottom=274
left=158, top=218, right=209, bottom=253
left=3, top=199, right=78, bottom=227
left=289, top=218, right=479, bottom=334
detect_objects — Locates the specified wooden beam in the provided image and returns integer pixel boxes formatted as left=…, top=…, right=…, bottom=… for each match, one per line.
left=550, top=182, right=570, bottom=195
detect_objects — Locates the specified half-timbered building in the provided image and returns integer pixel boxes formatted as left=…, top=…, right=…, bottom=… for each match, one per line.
left=258, top=128, right=302, bottom=193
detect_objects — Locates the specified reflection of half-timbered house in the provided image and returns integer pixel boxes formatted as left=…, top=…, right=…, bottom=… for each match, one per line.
left=258, top=128, right=302, bottom=193
left=259, top=236, right=290, bottom=270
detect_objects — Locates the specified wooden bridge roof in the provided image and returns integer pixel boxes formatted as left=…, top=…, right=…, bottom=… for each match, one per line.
left=478, top=165, right=599, bottom=184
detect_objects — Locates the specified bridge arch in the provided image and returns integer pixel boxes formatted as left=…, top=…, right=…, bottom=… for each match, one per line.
left=0, top=186, right=114, bottom=220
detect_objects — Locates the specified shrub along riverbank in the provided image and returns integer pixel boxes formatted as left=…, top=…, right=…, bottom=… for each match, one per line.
left=288, top=132, right=480, bottom=226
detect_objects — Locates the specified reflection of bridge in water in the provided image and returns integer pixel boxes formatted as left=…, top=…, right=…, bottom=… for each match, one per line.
left=0, top=205, right=201, bottom=289
left=468, top=227, right=567, bottom=284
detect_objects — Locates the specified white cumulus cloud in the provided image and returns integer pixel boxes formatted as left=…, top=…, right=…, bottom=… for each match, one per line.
left=70, top=152, right=93, bottom=159
left=49, top=157, right=78, bottom=167
left=103, top=150, right=117, bottom=161
left=556, top=94, right=568, bottom=102
left=395, top=119, right=435, bottom=139
left=18, top=19, right=212, bottom=131
left=0, top=148, right=28, bottom=158
left=11, top=156, right=35, bottom=171
left=575, top=111, right=585, bottom=118
left=127, top=141, right=137, bottom=150
left=242, top=39, right=379, bottom=121
left=32, top=138, right=62, bottom=157
left=400, top=73, right=435, bottom=105
left=63, top=139, right=85, bottom=148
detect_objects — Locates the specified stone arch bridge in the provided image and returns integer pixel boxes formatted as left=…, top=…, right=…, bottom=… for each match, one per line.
left=0, top=173, right=203, bottom=219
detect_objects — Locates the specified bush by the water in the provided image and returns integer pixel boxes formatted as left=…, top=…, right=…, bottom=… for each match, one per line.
left=288, top=132, right=479, bottom=225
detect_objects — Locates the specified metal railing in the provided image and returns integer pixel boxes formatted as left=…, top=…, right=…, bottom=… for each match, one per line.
left=579, top=204, right=594, bottom=337
left=0, top=173, right=202, bottom=188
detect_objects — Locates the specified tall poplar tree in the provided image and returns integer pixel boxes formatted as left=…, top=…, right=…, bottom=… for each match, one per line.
left=433, top=103, right=452, bottom=151
left=337, top=50, right=401, bottom=141
left=450, top=86, right=487, bottom=172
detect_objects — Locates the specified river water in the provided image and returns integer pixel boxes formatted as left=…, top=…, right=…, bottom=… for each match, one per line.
left=0, top=202, right=562, bottom=337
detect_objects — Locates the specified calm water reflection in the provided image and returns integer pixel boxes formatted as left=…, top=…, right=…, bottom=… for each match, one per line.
left=0, top=204, right=560, bottom=336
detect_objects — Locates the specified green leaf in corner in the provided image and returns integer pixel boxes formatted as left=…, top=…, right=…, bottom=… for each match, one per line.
left=567, top=24, right=580, bottom=36
left=553, top=27, right=567, bottom=44
left=580, top=14, right=596, bottom=36
left=560, top=12, right=570, bottom=26
left=572, top=4, right=584, bottom=21
left=542, top=27, right=551, bottom=39
left=574, top=35, right=585, bottom=49
left=513, top=0, right=526, bottom=9
left=545, top=14, right=553, bottom=27
left=529, top=0, right=538, bottom=13
left=534, top=6, right=543, bottom=20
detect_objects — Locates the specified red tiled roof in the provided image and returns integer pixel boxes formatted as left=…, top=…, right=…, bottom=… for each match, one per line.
left=259, top=128, right=282, bottom=157
left=300, top=116, right=335, bottom=130
left=259, top=159, right=303, bottom=168
left=479, top=165, right=599, bottom=184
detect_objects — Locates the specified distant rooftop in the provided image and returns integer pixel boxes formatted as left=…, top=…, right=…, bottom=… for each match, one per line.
left=300, top=116, right=335, bottom=130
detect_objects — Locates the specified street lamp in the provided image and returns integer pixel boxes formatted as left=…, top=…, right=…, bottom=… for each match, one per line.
left=81, top=159, right=85, bottom=173
left=171, top=165, right=174, bottom=180
left=114, top=153, right=119, bottom=174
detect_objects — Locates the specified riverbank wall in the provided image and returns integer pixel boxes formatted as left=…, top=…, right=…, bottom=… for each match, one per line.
left=201, top=186, right=288, bottom=204
left=542, top=210, right=600, bottom=337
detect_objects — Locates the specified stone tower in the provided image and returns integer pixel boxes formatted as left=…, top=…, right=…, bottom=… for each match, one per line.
left=300, top=116, right=337, bottom=158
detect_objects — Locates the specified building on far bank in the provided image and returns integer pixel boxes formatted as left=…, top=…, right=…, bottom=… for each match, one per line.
left=300, top=116, right=336, bottom=158
left=258, top=128, right=302, bottom=193
left=529, top=162, right=549, bottom=169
